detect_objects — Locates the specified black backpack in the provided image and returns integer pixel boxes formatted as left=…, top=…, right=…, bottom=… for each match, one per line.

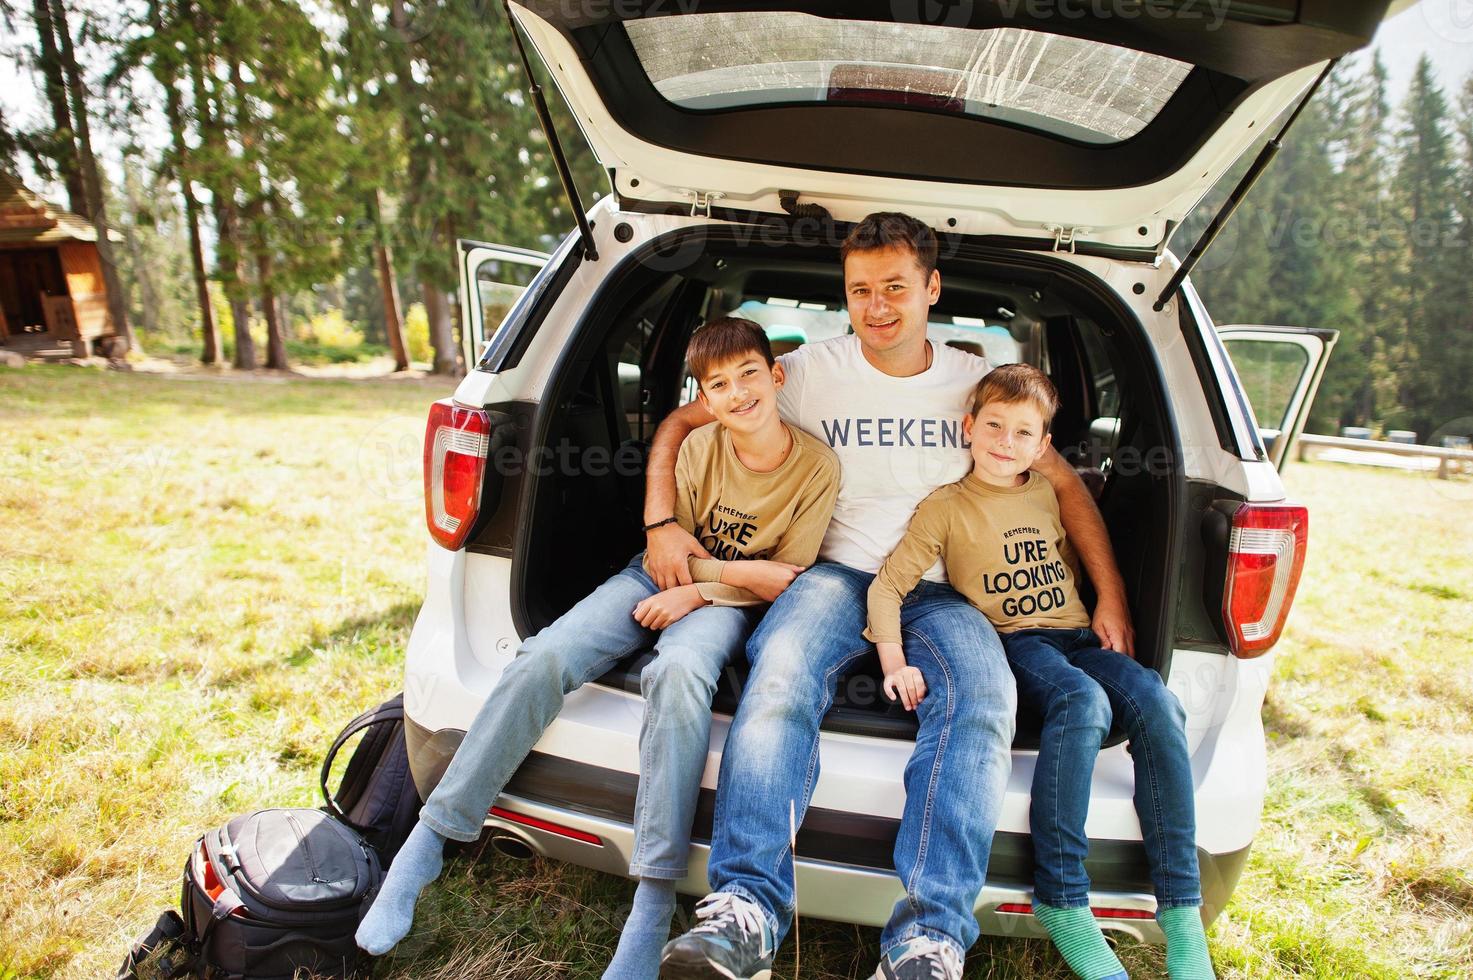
left=320, top=693, right=423, bottom=867
left=119, top=808, right=382, bottom=980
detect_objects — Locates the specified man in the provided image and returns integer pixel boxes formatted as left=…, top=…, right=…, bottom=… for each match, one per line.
left=646, top=213, right=1133, bottom=980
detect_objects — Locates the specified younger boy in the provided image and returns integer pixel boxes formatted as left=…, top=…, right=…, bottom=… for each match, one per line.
left=866, top=364, right=1214, bottom=980
left=357, top=317, right=839, bottom=979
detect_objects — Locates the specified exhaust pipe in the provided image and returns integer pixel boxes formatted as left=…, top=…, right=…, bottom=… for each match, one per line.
left=488, top=832, right=536, bottom=861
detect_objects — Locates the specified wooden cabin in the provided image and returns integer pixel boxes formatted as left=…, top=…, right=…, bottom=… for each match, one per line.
left=0, top=173, right=119, bottom=359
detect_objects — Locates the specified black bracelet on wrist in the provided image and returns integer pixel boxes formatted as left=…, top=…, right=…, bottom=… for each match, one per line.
left=642, top=516, right=678, bottom=532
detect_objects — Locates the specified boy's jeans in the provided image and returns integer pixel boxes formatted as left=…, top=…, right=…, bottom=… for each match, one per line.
left=705, top=562, right=1016, bottom=958
left=421, top=554, right=760, bottom=879
left=1003, top=627, right=1202, bottom=909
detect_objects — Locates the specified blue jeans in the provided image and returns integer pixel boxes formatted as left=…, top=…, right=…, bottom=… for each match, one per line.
left=705, top=562, right=1016, bottom=957
left=1003, top=628, right=1202, bottom=909
left=421, top=554, right=760, bottom=879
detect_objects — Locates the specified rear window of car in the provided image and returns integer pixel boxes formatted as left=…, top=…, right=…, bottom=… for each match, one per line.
left=624, top=13, right=1191, bottom=144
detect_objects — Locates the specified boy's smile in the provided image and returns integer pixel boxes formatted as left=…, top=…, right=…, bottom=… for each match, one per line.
left=965, top=399, right=1052, bottom=487
left=697, top=354, right=785, bottom=437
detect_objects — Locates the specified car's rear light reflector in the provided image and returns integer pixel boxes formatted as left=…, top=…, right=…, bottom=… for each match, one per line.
left=996, top=903, right=1154, bottom=920
left=1223, top=503, right=1308, bottom=658
left=1092, top=907, right=1156, bottom=920
left=423, top=399, right=491, bottom=551
left=489, top=806, right=604, bottom=846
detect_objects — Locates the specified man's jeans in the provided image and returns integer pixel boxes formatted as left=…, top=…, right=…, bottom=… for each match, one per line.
left=421, top=554, right=760, bottom=879
left=705, top=562, right=1016, bottom=957
left=1003, top=627, right=1202, bottom=909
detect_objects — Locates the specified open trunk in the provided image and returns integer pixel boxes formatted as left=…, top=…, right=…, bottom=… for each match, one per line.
left=492, top=225, right=1181, bottom=747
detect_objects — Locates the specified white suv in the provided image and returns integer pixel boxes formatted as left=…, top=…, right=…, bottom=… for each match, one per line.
left=402, top=0, right=1401, bottom=944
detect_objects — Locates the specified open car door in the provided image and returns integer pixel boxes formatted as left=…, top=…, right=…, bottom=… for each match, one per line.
left=1218, top=325, right=1338, bottom=470
left=458, top=240, right=550, bottom=369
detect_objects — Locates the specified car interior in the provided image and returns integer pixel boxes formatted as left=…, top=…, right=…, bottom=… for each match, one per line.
left=507, top=235, right=1178, bottom=746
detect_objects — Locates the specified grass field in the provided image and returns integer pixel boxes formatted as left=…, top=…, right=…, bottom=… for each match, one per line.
left=1, top=366, right=1469, bottom=979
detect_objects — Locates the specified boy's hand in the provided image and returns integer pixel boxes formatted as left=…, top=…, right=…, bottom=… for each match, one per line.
left=646, top=524, right=711, bottom=589
left=633, top=584, right=708, bottom=630
left=883, top=666, right=927, bottom=711
left=1092, top=594, right=1136, bottom=658
left=724, top=560, right=807, bottom=602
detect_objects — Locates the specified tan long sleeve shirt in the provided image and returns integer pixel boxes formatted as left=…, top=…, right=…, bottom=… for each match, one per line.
left=865, top=470, right=1090, bottom=642
left=644, top=421, right=840, bottom=606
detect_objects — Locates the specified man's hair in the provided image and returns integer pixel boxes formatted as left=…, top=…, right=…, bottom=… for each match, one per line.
left=686, top=316, right=775, bottom=388
left=840, top=212, right=939, bottom=277
left=970, top=363, right=1060, bottom=427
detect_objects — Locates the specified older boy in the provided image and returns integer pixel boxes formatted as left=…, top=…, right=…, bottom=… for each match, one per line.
left=357, top=317, right=838, bottom=980
left=867, top=364, right=1213, bottom=980
left=653, top=214, right=1133, bottom=980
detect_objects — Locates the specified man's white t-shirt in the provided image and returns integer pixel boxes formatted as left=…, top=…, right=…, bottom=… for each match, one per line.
left=776, top=335, right=990, bottom=582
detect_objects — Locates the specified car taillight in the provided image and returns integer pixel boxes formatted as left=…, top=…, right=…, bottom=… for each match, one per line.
left=1223, top=503, right=1308, bottom=658
left=423, top=399, right=491, bottom=551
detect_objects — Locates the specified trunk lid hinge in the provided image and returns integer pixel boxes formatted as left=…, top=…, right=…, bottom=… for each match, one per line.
left=685, top=190, right=725, bottom=218
left=1049, top=225, right=1085, bottom=253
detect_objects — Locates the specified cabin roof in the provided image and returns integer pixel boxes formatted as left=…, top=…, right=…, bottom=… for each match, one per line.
left=0, top=172, right=103, bottom=245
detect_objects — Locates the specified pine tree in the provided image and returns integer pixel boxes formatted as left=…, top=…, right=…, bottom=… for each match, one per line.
left=372, top=0, right=604, bottom=374
left=1440, top=72, right=1473, bottom=439
left=1298, top=56, right=1387, bottom=431
left=137, top=0, right=221, bottom=363
left=1388, top=55, right=1459, bottom=438
left=48, top=0, right=138, bottom=355
left=182, top=0, right=256, bottom=369
left=334, top=1, right=412, bottom=370
left=29, top=0, right=86, bottom=213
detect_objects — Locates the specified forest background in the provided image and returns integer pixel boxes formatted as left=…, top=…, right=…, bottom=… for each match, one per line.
left=1, top=0, right=1471, bottom=440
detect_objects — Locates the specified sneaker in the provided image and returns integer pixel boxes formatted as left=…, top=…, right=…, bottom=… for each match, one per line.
left=870, top=936, right=965, bottom=980
left=659, top=892, right=774, bottom=980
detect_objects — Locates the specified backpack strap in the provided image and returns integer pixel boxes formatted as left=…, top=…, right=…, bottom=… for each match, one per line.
left=195, top=889, right=244, bottom=951
left=320, top=695, right=403, bottom=821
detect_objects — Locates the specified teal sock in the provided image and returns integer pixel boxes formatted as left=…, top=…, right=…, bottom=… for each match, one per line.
left=1033, top=902, right=1127, bottom=980
left=355, top=821, right=446, bottom=956
left=603, top=878, right=677, bottom=980
left=1159, top=906, right=1214, bottom=979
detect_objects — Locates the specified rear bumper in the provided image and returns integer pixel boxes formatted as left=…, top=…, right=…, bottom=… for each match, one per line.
left=406, top=717, right=1250, bottom=943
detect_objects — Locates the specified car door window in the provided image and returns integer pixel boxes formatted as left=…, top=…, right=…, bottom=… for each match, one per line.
left=1218, top=326, right=1336, bottom=470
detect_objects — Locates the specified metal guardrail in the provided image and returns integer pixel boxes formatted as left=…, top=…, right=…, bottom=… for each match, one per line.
left=1297, top=433, right=1473, bottom=479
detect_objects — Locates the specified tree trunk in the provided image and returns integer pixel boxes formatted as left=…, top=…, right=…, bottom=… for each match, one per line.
left=422, top=280, right=457, bottom=375
left=184, top=188, right=221, bottom=364
left=30, top=0, right=85, bottom=215
left=218, top=203, right=256, bottom=369
left=50, top=0, right=138, bottom=355
left=443, top=218, right=466, bottom=375
left=150, top=0, right=219, bottom=364
left=186, top=0, right=251, bottom=369
left=256, top=250, right=288, bottom=370
left=372, top=193, right=409, bottom=371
